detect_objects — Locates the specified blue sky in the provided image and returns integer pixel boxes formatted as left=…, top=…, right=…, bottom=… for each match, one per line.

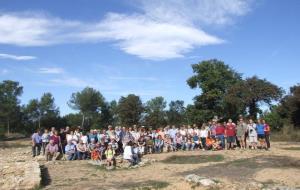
left=0, top=0, right=299, bottom=115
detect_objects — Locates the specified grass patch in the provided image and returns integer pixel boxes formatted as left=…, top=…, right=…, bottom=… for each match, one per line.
left=282, top=147, right=300, bottom=151
left=122, top=180, right=169, bottom=190
left=162, top=155, right=224, bottom=164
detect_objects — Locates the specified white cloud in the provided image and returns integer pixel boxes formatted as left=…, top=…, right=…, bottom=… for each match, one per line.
left=0, top=1, right=252, bottom=60
left=0, top=53, right=37, bottom=60
left=138, top=0, right=252, bottom=26
left=38, top=67, right=64, bottom=74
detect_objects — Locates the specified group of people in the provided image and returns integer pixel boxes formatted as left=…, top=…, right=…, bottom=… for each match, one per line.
left=31, top=117, right=271, bottom=167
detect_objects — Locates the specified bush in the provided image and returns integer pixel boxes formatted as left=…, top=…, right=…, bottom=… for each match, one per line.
left=271, top=125, right=300, bottom=142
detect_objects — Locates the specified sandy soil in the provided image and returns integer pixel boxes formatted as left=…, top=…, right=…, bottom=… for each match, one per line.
left=1, top=140, right=300, bottom=190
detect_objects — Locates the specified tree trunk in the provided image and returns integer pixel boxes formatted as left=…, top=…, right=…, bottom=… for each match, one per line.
left=249, top=100, right=257, bottom=119
left=7, top=118, right=10, bottom=135
left=38, top=117, right=41, bottom=129
left=81, top=114, right=85, bottom=130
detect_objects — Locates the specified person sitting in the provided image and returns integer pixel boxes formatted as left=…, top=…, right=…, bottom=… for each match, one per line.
left=45, top=139, right=60, bottom=161
left=110, top=138, right=119, bottom=154
left=164, top=134, right=174, bottom=152
left=154, top=135, right=164, bottom=153
left=123, top=141, right=134, bottom=166
left=105, top=143, right=116, bottom=169
left=132, top=142, right=140, bottom=163
left=145, top=136, right=154, bottom=154
left=91, top=144, right=101, bottom=164
left=185, top=134, right=195, bottom=151
left=65, top=140, right=76, bottom=160
left=76, top=140, right=88, bottom=160
left=212, top=138, right=222, bottom=151
left=206, top=135, right=215, bottom=150
left=137, top=136, right=146, bottom=155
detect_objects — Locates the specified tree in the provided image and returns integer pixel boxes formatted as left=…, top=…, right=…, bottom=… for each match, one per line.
left=187, top=59, right=241, bottom=118
left=63, top=113, right=82, bottom=127
left=167, top=100, right=185, bottom=125
left=277, top=84, right=300, bottom=127
left=144, top=97, right=167, bottom=127
left=0, top=80, right=23, bottom=134
left=68, top=87, right=105, bottom=130
left=117, top=94, right=143, bottom=127
left=23, top=93, right=60, bottom=132
left=225, top=76, right=283, bottom=119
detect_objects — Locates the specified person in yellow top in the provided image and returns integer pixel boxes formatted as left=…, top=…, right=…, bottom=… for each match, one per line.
left=105, top=143, right=115, bottom=168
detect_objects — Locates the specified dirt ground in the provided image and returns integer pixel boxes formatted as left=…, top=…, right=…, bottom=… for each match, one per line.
left=1, top=140, right=300, bottom=190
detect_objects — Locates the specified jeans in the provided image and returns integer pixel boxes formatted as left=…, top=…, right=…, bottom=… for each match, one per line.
left=67, top=152, right=76, bottom=160
left=155, top=145, right=163, bottom=153
left=77, top=151, right=87, bottom=160
left=216, top=135, right=225, bottom=149
left=265, top=134, right=270, bottom=148
left=200, top=138, right=206, bottom=149
left=32, top=143, right=42, bottom=157
left=42, top=142, right=48, bottom=155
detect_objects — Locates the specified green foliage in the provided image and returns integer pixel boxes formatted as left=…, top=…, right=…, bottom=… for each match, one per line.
left=187, top=59, right=241, bottom=119
left=0, top=80, right=23, bottom=134
left=23, top=93, right=61, bottom=133
left=262, top=105, right=285, bottom=130
left=167, top=100, right=185, bottom=125
left=144, top=96, right=167, bottom=128
left=68, top=87, right=105, bottom=130
left=63, top=113, right=82, bottom=127
left=277, top=84, right=300, bottom=127
left=117, top=94, right=143, bottom=127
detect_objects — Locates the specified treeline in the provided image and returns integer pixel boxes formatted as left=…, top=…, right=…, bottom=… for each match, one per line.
left=0, top=59, right=299, bottom=135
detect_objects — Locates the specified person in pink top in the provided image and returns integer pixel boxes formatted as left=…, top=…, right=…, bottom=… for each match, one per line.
left=45, top=139, right=60, bottom=161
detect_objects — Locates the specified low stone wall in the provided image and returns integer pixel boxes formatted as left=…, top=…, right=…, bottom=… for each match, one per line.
left=0, top=147, right=41, bottom=190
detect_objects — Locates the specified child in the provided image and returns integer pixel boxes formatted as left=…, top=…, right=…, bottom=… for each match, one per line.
left=91, top=144, right=101, bottom=164
left=206, top=135, right=215, bottom=150
left=212, top=139, right=222, bottom=151
left=105, top=144, right=116, bottom=168
left=132, top=143, right=140, bottom=164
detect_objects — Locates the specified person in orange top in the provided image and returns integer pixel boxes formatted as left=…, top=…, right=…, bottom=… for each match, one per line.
left=262, top=119, right=271, bottom=149
left=206, top=135, right=215, bottom=150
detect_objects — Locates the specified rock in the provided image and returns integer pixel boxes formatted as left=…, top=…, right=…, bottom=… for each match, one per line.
left=199, top=178, right=217, bottom=186
left=185, top=174, right=217, bottom=187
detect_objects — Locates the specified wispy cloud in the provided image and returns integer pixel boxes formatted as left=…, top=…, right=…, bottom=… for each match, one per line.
left=38, top=67, right=64, bottom=74
left=0, top=69, right=9, bottom=75
left=0, top=0, right=252, bottom=60
left=0, top=53, right=37, bottom=61
left=48, top=77, right=93, bottom=88
left=109, top=76, right=158, bottom=81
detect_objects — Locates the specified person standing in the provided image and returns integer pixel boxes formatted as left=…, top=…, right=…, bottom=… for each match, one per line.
left=247, top=119, right=257, bottom=149
left=236, top=118, right=248, bottom=149
left=215, top=122, right=225, bottom=149
left=257, top=119, right=266, bottom=150
left=31, top=129, right=42, bottom=157
left=263, top=119, right=271, bottom=149
left=41, top=129, right=50, bottom=155
left=225, top=119, right=236, bottom=150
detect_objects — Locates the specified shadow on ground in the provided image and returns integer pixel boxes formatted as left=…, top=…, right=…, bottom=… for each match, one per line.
left=179, top=155, right=300, bottom=181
